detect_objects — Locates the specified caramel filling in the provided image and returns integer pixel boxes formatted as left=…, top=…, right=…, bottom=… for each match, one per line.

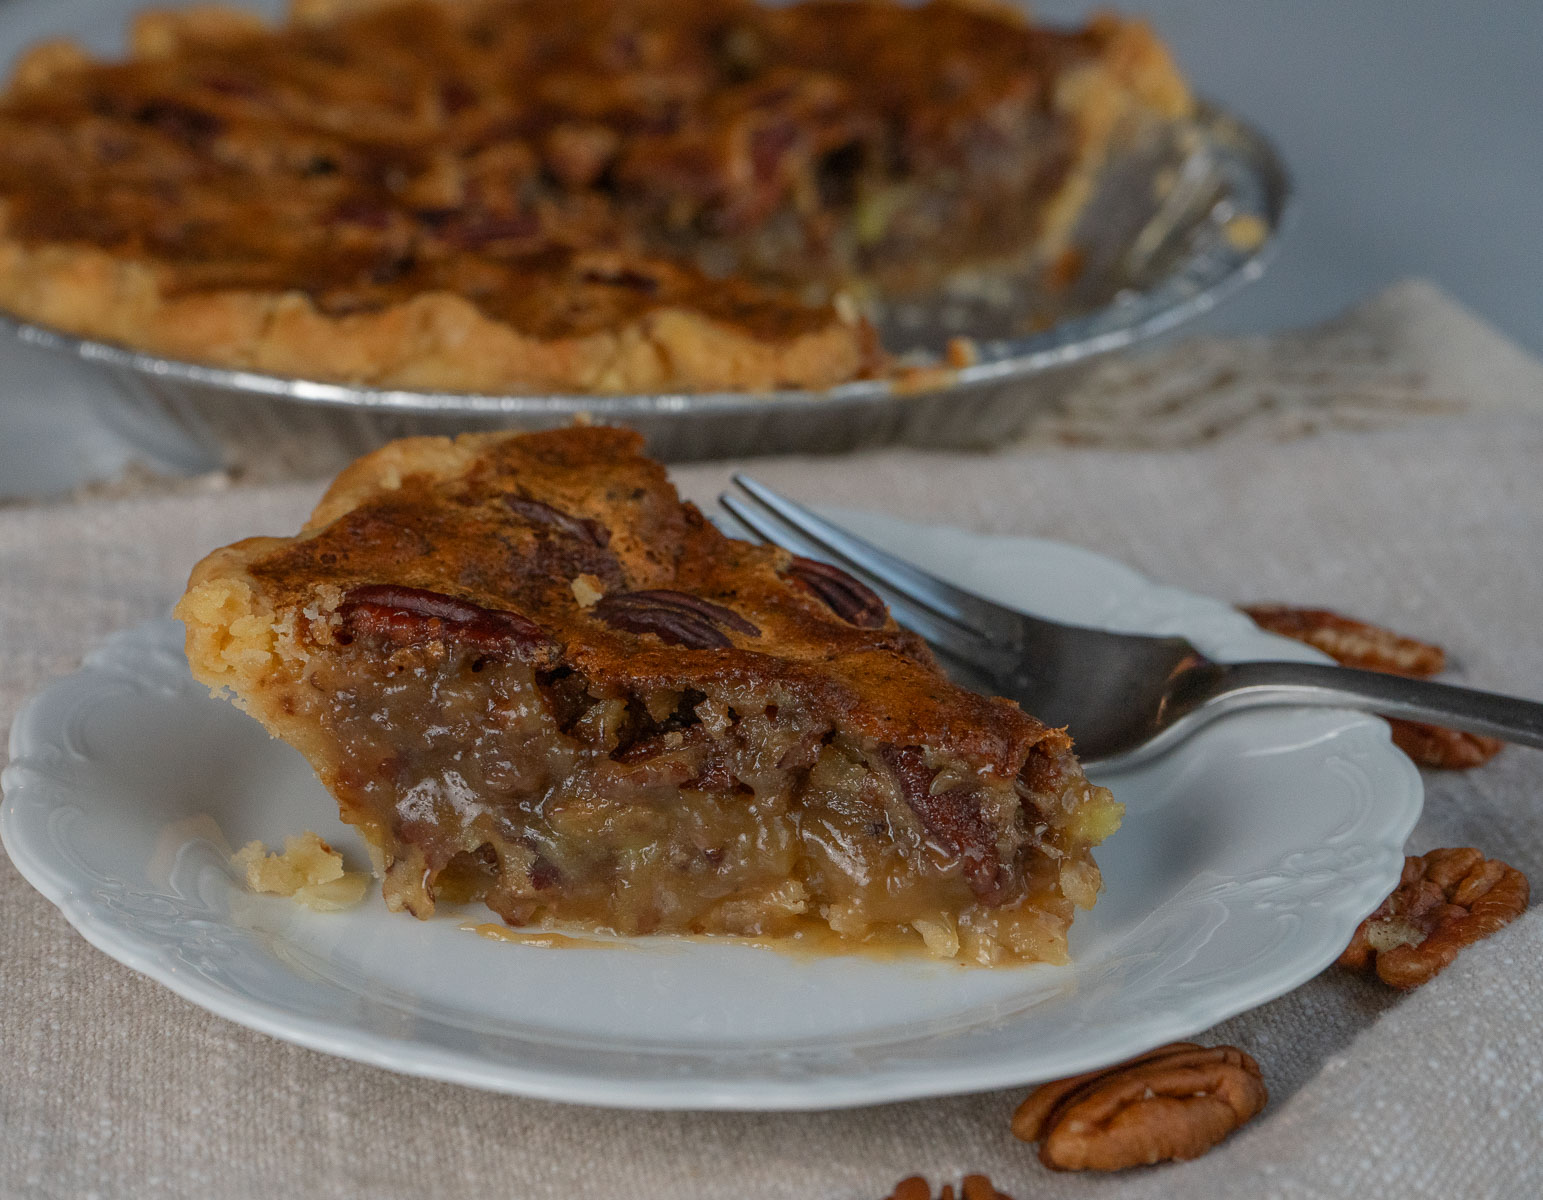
left=294, top=627, right=1117, bottom=964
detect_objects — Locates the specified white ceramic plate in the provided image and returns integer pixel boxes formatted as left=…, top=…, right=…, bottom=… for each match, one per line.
left=1, top=514, right=1421, bottom=1110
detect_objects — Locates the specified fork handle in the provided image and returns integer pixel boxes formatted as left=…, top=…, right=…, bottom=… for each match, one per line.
left=1185, top=661, right=1543, bottom=750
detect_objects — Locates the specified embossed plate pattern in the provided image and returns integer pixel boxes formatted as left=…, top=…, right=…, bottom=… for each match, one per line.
left=1, top=515, right=1421, bottom=1110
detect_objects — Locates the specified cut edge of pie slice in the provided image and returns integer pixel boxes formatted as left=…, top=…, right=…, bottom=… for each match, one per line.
left=175, top=426, right=1122, bottom=964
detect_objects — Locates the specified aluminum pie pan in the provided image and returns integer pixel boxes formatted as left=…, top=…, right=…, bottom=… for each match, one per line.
left=2, top=102, right=1288, bottom=470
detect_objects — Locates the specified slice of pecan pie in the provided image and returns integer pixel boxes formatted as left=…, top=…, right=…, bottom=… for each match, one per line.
left=0, top=0, right=1189, bottom=393
left=177, top=427, right=1121, bottom=963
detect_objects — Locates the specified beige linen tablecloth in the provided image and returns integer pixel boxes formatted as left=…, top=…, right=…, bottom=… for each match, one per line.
left=3, top=286, right=1543, bottom=1199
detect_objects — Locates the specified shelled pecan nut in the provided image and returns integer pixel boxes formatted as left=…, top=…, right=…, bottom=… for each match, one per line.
left=1339, top=847, right=1529, bottom=989
left=1241, top=604, right=1445, bottom=677
left=787, top=556, right=889, bottom=627
left=879, top=745, right=1002, bottom=900
left=593, top=589, right=759, bottom=649
left=1386, top=719, right=1503, bottom=770
left=338, top=584, right=553, bottom=660
left=542, top=122, right=620, bottom=189
left=1011, top=1042, right=1267, bottom=1171
left=502, top=494, right=611, bottom=546
left=1242, top=604, right=1501, bottom=769
left=884, top=1175, right=1015, bottom=1200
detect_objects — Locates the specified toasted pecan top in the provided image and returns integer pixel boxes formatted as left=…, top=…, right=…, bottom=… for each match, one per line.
left=192, top=426, right=1060, bottom=774
left=0, top=0, right=1154, bottom=325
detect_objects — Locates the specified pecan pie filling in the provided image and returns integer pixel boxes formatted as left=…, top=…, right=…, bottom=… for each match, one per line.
left=0, top=0, right=1189, bottom=392
left=177, top=427, right=1122, bottom=962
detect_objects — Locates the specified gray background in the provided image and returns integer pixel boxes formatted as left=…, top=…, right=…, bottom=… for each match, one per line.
left=1, top=0, right=1540, bottom=497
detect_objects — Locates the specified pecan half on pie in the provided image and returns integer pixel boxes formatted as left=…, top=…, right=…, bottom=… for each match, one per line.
left=176, top=427, right=1122, bottom=962
left=0, top=0, right=1189, bottom=393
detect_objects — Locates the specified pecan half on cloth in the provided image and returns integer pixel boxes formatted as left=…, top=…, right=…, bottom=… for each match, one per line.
left=1339, top=847, right=1530, bottom=989
left=1385, top=722, right=1504, bottom=770
left=1240, top=604, right=1446, bottom=675
left=1240, top=604, right=1502, bottom=769
left=884, top=1176, right=1015, bottom=1200
left=1011, top=1042, right=1268, bottom=1171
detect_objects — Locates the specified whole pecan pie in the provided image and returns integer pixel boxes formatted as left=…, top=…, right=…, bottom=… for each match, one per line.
left=176, top=426, right=1123, bottom=962
left=0, top=0, right=1190, bottom=393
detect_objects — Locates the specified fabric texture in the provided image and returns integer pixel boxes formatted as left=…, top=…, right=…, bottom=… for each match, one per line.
left=1024, top=278, right=1543, bottom=446
left=2, top=282, right=1542, bottom=1198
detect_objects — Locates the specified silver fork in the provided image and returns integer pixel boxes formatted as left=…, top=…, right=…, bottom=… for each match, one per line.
left=720, top=475, right=1543, bottom=770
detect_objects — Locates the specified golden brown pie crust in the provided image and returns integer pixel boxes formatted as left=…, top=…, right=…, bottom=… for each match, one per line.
left=0, top=0, right=1188, bottom=394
